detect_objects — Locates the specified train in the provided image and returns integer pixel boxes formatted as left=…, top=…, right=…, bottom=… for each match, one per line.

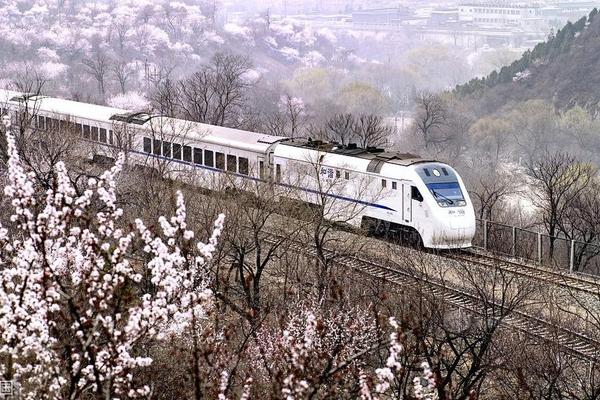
left=0, top=89, right=476, bottom=249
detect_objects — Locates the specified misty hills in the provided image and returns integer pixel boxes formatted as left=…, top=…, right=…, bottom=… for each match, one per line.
left=456, top=8, right=600, bottom=113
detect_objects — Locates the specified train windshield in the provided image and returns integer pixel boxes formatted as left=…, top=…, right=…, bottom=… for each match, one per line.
left=426, top=182, right=465, bottom=207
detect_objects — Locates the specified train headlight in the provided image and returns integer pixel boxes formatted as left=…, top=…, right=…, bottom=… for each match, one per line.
left=437, top=201, right=448, bottom=207
left=457, top=200, right=466, bottom=206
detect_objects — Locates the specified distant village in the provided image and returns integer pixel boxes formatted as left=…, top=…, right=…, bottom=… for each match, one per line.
left=225, top=0, right=599, bottom=49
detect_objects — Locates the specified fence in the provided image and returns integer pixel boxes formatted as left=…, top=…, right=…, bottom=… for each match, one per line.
left=473, top=219, right=600, bottom=276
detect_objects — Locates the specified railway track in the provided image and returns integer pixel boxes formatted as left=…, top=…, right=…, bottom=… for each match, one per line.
left=263, top=233, right=600, bottom=362
left=445, top=250, right=600, bottom=296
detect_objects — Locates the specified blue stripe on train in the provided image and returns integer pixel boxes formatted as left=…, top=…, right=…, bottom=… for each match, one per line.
left=88, top=139, right=397, bottom=213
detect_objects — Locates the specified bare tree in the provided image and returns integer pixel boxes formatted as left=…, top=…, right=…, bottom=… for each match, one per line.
left=177, top=53, right=253, bottom=128
left=353, top=114, right=392, bottom=148
left=469, top=167, right=520, bottom=221
left=279, top=94, right=305, bottom=139
left=82, top=50, right=111, bottom=100
left=324, top=113, right=355, bottom=145
left=559, top=179, right=600, bottom=271
left=112, top=59, right=135, bottom=94
left=150, top=77, right=180, bottom=117
left=528, top=152, right=594, bottom=259
left=413, top=92, right=447, bottom=149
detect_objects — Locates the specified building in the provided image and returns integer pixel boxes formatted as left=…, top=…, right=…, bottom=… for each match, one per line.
left=429, top=8, right=459, bottom=26
left=458, top=3, right=550, bottom=30
left=352, top=6, right=412, bottom=26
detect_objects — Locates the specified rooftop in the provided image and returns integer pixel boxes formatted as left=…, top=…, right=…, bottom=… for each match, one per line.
left=283, top=139, right=431, bottom=167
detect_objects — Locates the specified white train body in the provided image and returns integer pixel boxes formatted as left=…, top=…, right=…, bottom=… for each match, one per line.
left=0, top=90, right=475, bottom=249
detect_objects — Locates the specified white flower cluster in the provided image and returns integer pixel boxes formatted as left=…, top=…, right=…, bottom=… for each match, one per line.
left=374, top=317, right=403, bottom=394
left=0, top=129, right=224, bottom=399
left=359, top=317, right=437, bottom=400
left=280, top=312, right=316, bottom=400
left=413, top=362, right=437, bottom=400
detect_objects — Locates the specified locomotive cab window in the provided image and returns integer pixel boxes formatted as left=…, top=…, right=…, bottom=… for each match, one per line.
left=426, top=182, right=465, bottom=207
left=411, top=186, right=423, bottom=202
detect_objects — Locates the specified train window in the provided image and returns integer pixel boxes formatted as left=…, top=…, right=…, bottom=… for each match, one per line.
left=183, top=146, right=192, bottom=163
left=276, top=164, right=282, bottom=182
left=336, top=170, right=341, bottom=179
left=59, top=119, right=66, bottom=131
left=382, top=179, right=387, bottom=188
left=259, top=161, right=265, bottom=179
left=91, top=126, right=99, bottom=141
left=109, top=130, right=113, bottom=145
left=193, top=148, right=202, bottom=165
left=441, top=167, right=448, bottom=176
left=38, top=116, right=45, bottom=129
left=411, top=186, right=423, bottom=202
left=226, top=155, right=237, bottom=173
left=83, top=124, right=90, bottom=139
left=162, top=141, right=172, bottom=158
left=75, top=123, right=82, bottom=135
left=173, top=143, right=182, bottom=160
left=46, top=117, right=58, bottom=130
left=239, top=157, right=249, bottom=175
left=392, top=182, right=397, bottom=190
left=204, top=150, right=214, bottom=167
left=143, top=137, right=152, bottom=153
left=216, top=152, right=225, bottom=170
left=99, top=128, right=107, bottom=143
left=153, top=139, right=161, bottom=156
left=424, top=168, right=431, bottom=177
left=345, top=171, right=350, bottom=180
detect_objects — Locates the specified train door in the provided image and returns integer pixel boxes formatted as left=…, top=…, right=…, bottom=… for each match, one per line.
left=402, top=183, right=412, bottom=224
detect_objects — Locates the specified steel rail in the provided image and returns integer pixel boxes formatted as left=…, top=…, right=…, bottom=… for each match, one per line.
left=445, top=250, right=600, bottom=296
left=262, top=233, right=600, bottom=362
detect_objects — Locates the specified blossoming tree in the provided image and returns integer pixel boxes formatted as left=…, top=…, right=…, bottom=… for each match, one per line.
left=0, top=120, right=224, bottom=399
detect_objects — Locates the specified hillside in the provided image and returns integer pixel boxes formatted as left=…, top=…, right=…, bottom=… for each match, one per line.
left=456, top=8, right=600, bottom=112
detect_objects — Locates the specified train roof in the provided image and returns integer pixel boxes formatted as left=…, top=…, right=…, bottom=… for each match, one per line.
left=280, top=139, right=435, bottom=172
left=143, top=116, right=285, bottom=152
left=0, top=89, right=129, bottom=121
left=0, top=89, right=285, bottom=152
